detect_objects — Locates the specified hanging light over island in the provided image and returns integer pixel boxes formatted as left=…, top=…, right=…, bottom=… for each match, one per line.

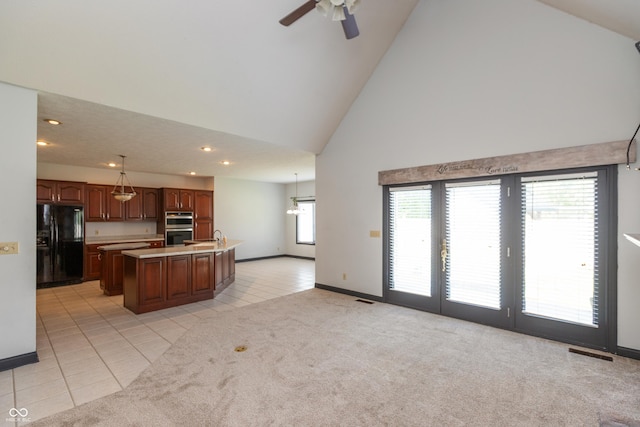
left=111, top=154, right=137, bottom=202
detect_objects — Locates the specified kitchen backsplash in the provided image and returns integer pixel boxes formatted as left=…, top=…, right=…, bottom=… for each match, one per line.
left=85, top=221, right=157, bottom=238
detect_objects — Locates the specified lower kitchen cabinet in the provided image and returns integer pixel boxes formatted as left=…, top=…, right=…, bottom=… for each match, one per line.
left=84, top=244, right=102, bottom=281
left=214, top=248, right=235, bottom=292
left=124, top=251, right=217, bottom=314
left=100, top=249, right=125, bottom=296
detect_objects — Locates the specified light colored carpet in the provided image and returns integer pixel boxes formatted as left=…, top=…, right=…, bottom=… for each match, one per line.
left=32, top=289, right=640, bottom=426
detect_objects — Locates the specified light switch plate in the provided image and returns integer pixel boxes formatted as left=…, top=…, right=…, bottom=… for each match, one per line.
left=0, top=242, right=18, bottom=255
left=369, top=230, right=381, bottom=238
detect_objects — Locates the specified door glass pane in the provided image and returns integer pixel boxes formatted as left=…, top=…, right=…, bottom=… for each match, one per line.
left=521, top=172, right=598, bottom=326
left=389, top=186, right=432, bottom=296
left=445, top=180, right=501, bottom=309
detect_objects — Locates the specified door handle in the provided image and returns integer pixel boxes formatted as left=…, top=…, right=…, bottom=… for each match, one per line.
left=441, top=239, right=448, bottom=272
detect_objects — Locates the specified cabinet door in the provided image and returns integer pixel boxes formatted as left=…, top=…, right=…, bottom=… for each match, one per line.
left=214, top=252, right=223, bottom=288
left=194, top=191, right=213, bottom=220
left=180, top=190, right=195, bottom=211
left=163, top=189, right=181, bottom=210
left=36, top=180, right=56, bottom=203
left=126, top=190, right=144, bottom=220
left=194, top=219, right=213, bottom=240
left=106, top=191, right=126, bottom=221
left=84, top=244, right=102, bottom=280
left=86, top=185, right=107, bottom=221
left=57, top=181, right=85, bottom=204
left=140, top=258, right=166, bottom=305
left=222, top=250, right=230, bottom=282
left=167, top=255, right=191, bottom=299
left=192, top=253, right=214, bottom=294
left=143, top=188, right=158, bottom=220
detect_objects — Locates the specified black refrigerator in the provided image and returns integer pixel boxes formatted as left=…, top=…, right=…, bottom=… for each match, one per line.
left=37, top=204, right=84, bottom=288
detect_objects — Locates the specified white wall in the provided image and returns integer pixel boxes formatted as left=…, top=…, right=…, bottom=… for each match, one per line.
left=316, top=0, right=640, bottom=351
left=285, top=180, right=316, bottom=258
left=0, top=82, right=37, bottom=361
left=214, top=177, right=286, bottom=260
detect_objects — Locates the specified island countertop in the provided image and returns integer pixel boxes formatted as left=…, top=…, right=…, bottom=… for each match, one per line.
left=122, top=240, right=242, bottom=259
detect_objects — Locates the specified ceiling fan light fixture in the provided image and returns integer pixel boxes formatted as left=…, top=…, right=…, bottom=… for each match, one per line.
left=345, top=0, right=360, bottom=13
left=316, top=0, right=332, bottom=16
left=332, top=5, right=346, bottom=21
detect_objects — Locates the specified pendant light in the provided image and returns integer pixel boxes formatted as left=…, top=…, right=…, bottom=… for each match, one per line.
left=286, top=173, right=301, bottom=215
left=111, top=155, right=137, bottom=202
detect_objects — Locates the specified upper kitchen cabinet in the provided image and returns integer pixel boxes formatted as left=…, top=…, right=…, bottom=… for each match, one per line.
left=85, top=184, right=125, bottom=222
left=194, top=191, right=213, bottom=220
left=194, top=190, right=214, bottom=240
left=126, top=188, right=159, bottom=221
left=162, top=188, right=195, bottom=211
left=37, top=180, right=85, bottom=204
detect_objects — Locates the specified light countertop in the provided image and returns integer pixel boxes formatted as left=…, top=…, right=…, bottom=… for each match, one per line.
left=122, top=240, right=242, bottom=259
left=86, top=235, right=164, bottom=245
left=97, top=242, right=151, bottom=251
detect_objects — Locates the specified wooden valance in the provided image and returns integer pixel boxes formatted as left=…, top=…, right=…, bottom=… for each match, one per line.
left=378, top=140, right=635, bottom=186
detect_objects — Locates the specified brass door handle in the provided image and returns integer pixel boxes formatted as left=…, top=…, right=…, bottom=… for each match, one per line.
left=441, top=239, right=447, bottom=272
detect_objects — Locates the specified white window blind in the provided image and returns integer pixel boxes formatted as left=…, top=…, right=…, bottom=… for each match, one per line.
left=445, top=180, right=502, bottom=309
left=389, top=186, right=432, bottom=296
left=521, top=172, right=598, bottom=326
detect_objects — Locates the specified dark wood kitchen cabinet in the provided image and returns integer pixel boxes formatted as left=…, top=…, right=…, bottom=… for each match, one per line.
left=85, top=185, right=125, bottom=222
left=214, top=248, right=235, bottom=292
left=162, top=188, right=195, bottom=211
left=84, top=244, right=102, bottom=281
left=123, top=251, right=217, bottom=314
left=126, top=188, right=158, bottom=220
left=100, top=249, right=125, bottom=296
left=194, top=190, right=214, bottom=240
left=37, top=180, right=85, bottom=204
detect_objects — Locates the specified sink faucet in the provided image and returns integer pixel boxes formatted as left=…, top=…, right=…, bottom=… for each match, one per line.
left=213, top=229, right=222, bottom=243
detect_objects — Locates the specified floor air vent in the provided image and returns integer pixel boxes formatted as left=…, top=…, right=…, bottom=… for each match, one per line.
left=569, top=347, right=613, bottom=361
left=355, top=299, right=374, bottom=304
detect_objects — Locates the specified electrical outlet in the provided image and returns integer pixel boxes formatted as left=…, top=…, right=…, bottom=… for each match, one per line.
left=342, top=273, right=347, bottom=280
left=145, top=228, right=149, bottom=233
left=370, top=230, right=381, bottom=238
left=0, top=242, right=18, bottom=255
left=95, top=230, right=99, bottom=235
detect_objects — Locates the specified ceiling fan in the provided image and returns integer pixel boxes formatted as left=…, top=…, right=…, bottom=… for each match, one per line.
left=279, top=0, right=360, bottom=40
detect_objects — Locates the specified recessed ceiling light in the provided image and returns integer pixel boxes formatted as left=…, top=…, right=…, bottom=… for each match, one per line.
left=201, top=147, right=212, bottom=152
left=221, top=161, right=230, bottom=166
left=44, top=119, right=61, bottom=125
left=108, top=162, right=117, bottom=167
left=36, top=140, right=48, bottom=146
left=189, top=171, right=197, bottom=175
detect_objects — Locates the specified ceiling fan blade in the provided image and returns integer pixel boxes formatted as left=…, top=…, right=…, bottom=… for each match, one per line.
left=279, top=0, right=317, bottom=27
left=341, top=7, right=359, bottom=39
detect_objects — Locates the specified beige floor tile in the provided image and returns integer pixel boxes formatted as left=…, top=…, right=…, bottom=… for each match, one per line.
left=154, top=327, right=187, bottom=344
left=0, top=370, right=13, bottom=397
left=70, top=376, right=121, bottom=406
left=0, top=391, right=15, bottom=414
left=65, top=364, right=114, bottom=391
left=55, top=346, right=100, bottom=366
left=134, top=338, right=172, bottom=361
left=13, top=366, right=64, bottom=392
left=17, top=390, right=74, bottom=422
left=15, top=378, right=68, bottom=407
left=59, top=355, right=106, bottom=377
left=12, top=357, right=59, bottom=377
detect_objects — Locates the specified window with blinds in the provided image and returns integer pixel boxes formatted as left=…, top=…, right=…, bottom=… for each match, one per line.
left=389, top=186, right=432, bottom=297
left=445, top=180, right=502, bottom=310
left=520, top=172, right=598, bottom=326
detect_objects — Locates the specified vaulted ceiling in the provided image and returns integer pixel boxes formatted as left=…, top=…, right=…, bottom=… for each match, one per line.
left=0, top=0, right=638, bottom=183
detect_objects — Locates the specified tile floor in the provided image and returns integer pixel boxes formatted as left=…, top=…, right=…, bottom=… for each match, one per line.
left=1, top=257, right=314, bottom=424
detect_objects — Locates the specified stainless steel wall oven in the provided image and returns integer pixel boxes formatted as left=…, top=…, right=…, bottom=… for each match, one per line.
left=165, top=211, right=193, bottom=246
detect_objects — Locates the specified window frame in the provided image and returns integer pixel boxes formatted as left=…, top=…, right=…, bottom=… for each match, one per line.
left=295, top=199, right=316, bottom=245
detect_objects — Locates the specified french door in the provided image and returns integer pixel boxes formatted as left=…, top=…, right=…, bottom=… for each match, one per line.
left=384, top=167, right=615, bottom=351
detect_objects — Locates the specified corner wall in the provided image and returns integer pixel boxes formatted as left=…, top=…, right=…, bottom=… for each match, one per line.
left=0, top=82, right=37, bottom=363
left=316, top=0, right=640, bottom=351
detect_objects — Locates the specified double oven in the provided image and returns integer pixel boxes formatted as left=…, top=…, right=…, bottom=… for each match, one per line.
left=165, top=212, right=193, bottom=246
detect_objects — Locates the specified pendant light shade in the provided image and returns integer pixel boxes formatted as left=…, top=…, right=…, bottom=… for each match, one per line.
left=111, top=155, right=137, bottom=202
left=287, top=173, right=301, bottom=215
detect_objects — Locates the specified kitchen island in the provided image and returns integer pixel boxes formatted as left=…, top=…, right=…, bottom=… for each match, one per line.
left=122, top=240, right=241, bottom=314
